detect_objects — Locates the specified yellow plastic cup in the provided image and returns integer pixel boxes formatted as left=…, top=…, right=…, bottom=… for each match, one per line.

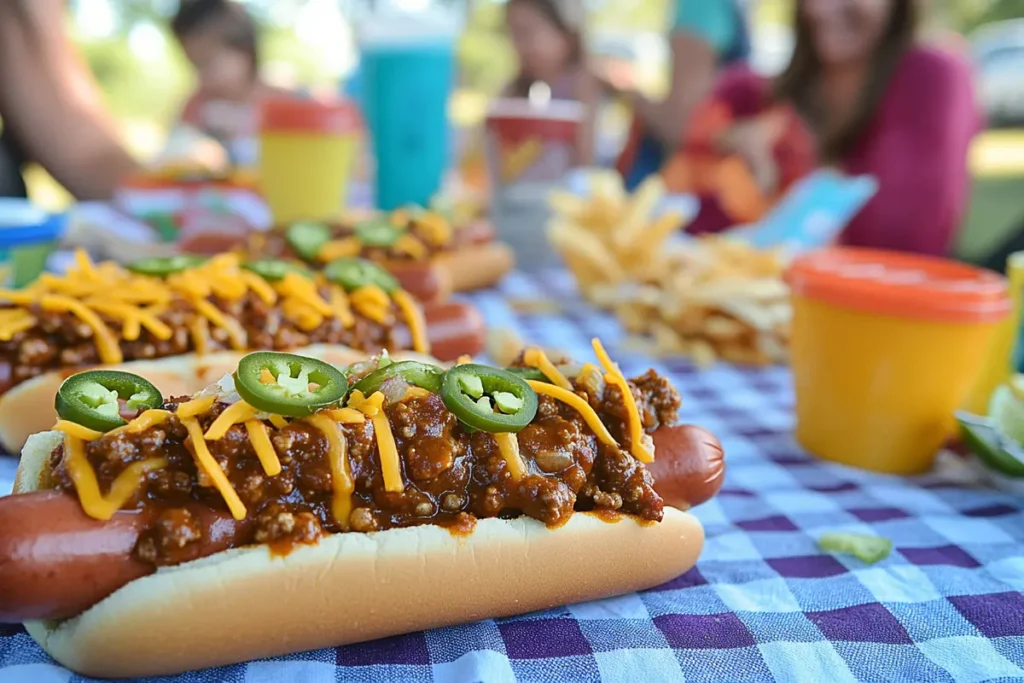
left=259, top=97, right=361, bottom=225
left=786, top=248, right=1010, bottom=475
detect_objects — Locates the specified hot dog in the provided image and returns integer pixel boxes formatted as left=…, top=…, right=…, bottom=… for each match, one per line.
left=246, top=210, right=515, bottom=300
left=0, top=341, right=721, bottom=679
left=0, top=251, right=486, bottom=452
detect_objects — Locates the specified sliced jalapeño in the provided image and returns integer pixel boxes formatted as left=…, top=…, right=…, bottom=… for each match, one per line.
left=234, top=351, right=348, bottom=417
left=55, top=370, right=164, bottom=432
left=323, top=257, right=399, bottom=294
left=440, top=365, right=538, bottom=433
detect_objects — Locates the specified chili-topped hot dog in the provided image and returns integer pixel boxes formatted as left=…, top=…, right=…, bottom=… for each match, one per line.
left=0, top=251, right=485, bottom=452
left=0, top=341, right=722, bottom=679
left=245, top=208, right=515, bottom=300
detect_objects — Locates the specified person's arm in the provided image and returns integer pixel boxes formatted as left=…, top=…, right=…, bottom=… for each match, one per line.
left=629, top=0, right=738, bottom=148
left=841, top=50, right=980, bottom=256
left=0, top=0, right=140, bottom=200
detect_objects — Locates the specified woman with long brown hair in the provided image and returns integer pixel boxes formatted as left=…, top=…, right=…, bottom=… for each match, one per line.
left=503, top=0, right=598, bottom=165
left=683, top=0, right=980, bottom=255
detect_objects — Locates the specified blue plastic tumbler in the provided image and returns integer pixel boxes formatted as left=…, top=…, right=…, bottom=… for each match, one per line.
left=359, top=31, right=455, bottom=211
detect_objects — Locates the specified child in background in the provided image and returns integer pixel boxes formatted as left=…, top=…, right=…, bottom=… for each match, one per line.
left=170, top=0, right=288, bottom=169
left=503, top=0, right=598, bottom=166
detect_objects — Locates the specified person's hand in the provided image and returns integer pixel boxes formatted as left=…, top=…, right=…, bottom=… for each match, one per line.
left=717, top=114, right=784, bottom=196
left=591, top=58, right=638, bottom=100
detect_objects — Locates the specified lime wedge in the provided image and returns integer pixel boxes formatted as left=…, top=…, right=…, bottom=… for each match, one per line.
left=956, top=411, right=1024, bottom=478
left=988, top=384, right=1024, bottom=446
left=1010, top=374, right=1024, bottom=403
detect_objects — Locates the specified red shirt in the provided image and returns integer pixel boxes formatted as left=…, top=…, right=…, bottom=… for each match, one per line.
left=688, top=46, right=982, bottom=256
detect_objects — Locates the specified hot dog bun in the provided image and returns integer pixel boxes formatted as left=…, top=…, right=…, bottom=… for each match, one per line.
left=436, top=242, right=516, bottom=292
left=0, top=345, right=439, bottom=455
left=15, top=431, right=705, bottom=680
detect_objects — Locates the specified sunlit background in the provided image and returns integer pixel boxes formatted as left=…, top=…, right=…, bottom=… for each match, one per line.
left=24, top=0, right=1024, bottom=261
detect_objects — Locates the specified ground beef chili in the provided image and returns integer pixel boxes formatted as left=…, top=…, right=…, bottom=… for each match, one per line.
left=46, top=371, right=679, bottom=568
left=248, top=218, right=492, bottom=264
left=0, top=290, right=403, bottom=394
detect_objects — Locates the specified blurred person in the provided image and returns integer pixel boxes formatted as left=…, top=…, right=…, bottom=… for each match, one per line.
left=504, top=0, right=598, bottom=165
left=612, top=0, right=752, bottom=189
left=171, top=0, right=287, bottom=167
left=0, top=0, right=141, bottom=199
left=682, top=0, right=980, bottom=256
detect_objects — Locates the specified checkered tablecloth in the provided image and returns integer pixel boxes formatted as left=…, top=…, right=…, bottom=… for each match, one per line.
left=2, top=270, right=1024, bottom=682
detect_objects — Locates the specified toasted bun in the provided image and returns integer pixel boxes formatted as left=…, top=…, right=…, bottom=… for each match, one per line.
left=438, top=242, right=516, bottom=292
left=16, top=431, right=703, bottom=679
left=0, top=345, right=432, bottom=454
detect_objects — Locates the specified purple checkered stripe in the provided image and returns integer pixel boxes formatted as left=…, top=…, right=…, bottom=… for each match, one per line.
left=2, top=270, right=1024, bottom=682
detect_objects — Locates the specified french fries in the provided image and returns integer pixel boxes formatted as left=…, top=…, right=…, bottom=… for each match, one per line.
left=548, top=171, right=790, bottom=368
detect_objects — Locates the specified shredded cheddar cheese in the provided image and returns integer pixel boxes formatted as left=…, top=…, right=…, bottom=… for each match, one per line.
left=180, top=416, right=247, bottom=520
left=456, top=355, right=472, bottom=365
left=527, top=380, right=617, bottom=447
left=189, top=316, right=209, bottom=356
left=269, top=414, right=290, bottom=429
left=41, top=295, right=123, bottom=364
left=328, top=285, right=356, bottom=329
left=239, top=271, right=278, bottom=306
left=109, top=409, right=172, bottom=436
left=64, top=435, right=167, bottom=520
left=348, top=390, right=404, bottom=493
left=192, top=298, right=247, bottom=350
left=372, top=412, right=404, bottom=493
left=493, top=432, right=526, bottom=481
left=306, top=414, right=354, bottom=529
left=346, top=389, right=385, bottom=416
left=176, top=396, right=217, bottom=418
left=394, top=234, right=428, bottom=260
left=54, top=420, right=104, bottom=441
left=245, top=419, right=282, bottom=476
left=524, top=348, right=573, bottom=391
left=318, top=238, right=362, bottom=262
left=0, top=309, right=36, bottom=341
left=204, top=401, right=258, bottom=440
left=592, top=338, right=654, bottom=463
left=414, top=211, right=452, bottom=247
left=393, top=289, right=429, bottom=355
left=326, top=407, right=366, bottom=423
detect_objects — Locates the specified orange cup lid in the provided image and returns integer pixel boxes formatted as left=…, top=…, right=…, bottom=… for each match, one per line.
left=260, top=96, right=361, bottom=134
left=785, top=247, right=1011, bottom=323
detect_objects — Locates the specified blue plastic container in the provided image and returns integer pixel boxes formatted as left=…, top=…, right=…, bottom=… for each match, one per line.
left=359, top=24, right=456, bottom=211
left=0, top=199, right=66, bottom=288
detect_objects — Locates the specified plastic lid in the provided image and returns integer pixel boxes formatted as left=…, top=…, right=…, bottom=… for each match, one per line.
left=785, top=247, right=1011, bottom=323
left=0, top=200, right=65, bottom=248
left=260, top=97, right=361, bottom=134
left=487, top=98, right=583, bottom=144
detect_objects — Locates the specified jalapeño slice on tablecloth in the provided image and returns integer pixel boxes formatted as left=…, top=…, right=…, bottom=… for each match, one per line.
left=352, top=360, right=445, bottom=397
left=440, top=364, right=538, bottom=433
left=242, top=259, right=309, bottom=282
left=324, top=257, right=400, bottom=293
left=55, top=370, right=164, bottom=432
left=818, top=532, right=892, bottom=564
left=286, top=221, right=332, bottom=260
left=234, top=351, right=348, bottom=417
left=126, top=255, right=208, bottom=277
left=356, top=218, right=404, bottom=248
left=956, top=411, right=1024, bottom=477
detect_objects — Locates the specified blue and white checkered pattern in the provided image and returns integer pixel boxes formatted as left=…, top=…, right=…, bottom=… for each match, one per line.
left=1, top=270, right=1023, bottom=682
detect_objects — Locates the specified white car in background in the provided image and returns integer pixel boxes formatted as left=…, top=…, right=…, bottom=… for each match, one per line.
left=971, top=19, right=1024, bottom=126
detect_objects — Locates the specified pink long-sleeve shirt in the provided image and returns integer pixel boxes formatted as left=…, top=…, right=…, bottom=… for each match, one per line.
left=689, top=46, right=982, bottom=256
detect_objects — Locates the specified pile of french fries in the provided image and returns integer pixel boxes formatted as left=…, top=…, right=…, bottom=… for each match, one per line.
left=547, top=171, right=790, bottom=367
